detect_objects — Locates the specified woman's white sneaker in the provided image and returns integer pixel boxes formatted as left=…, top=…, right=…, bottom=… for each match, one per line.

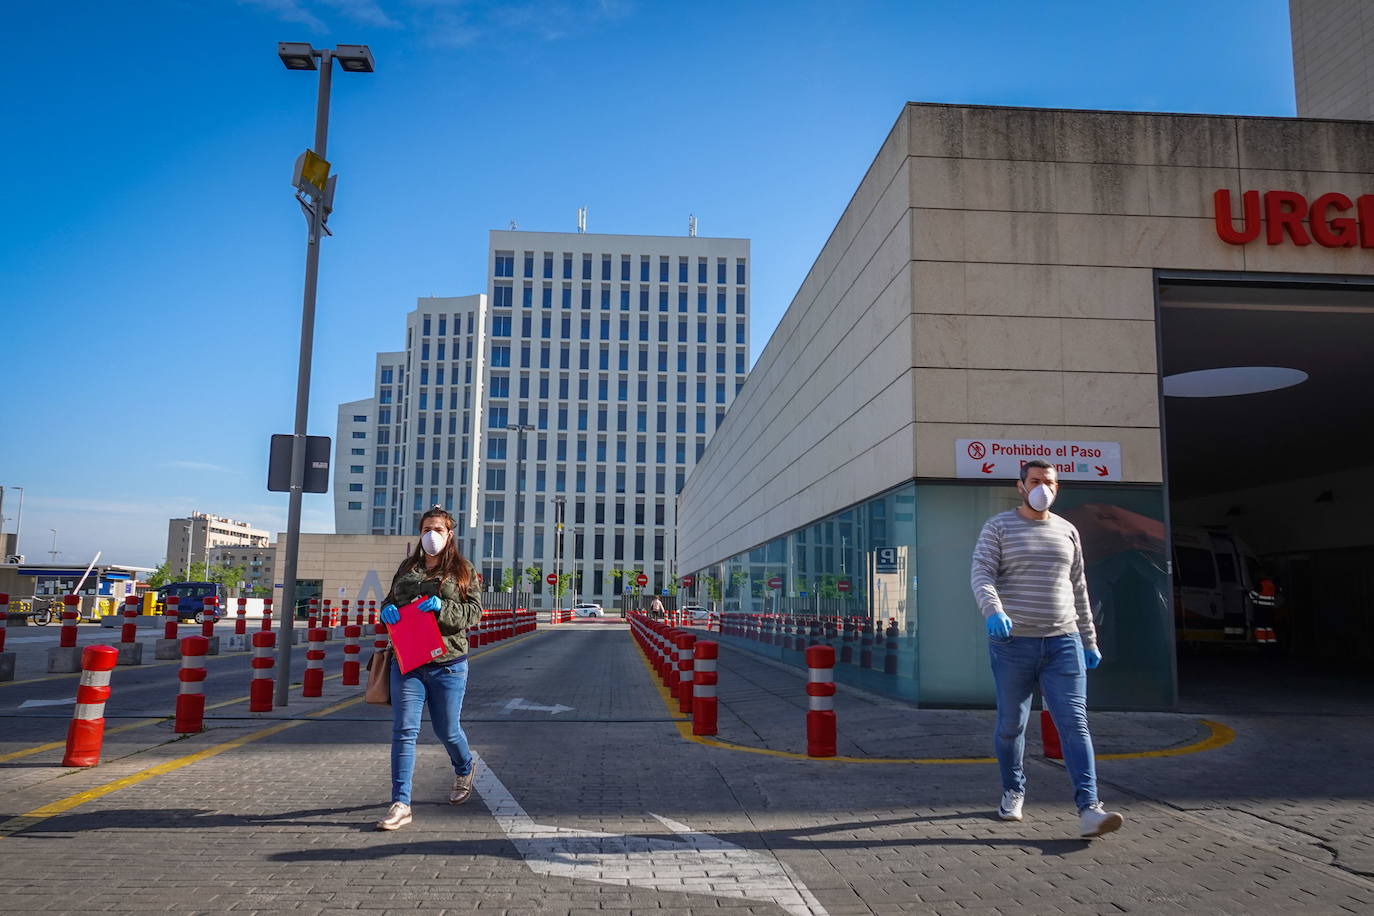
left=1078, top=802, right=1123, bottom=837
left=375, top=802, right=412, bottom=831
left=997, top=790, right=1024, bottom=821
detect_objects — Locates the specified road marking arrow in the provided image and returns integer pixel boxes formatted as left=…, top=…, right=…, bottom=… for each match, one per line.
left=19, top=697, right=76, bottom=709
left=501, top=698, right=574, bottom=716
left=473, top=751, right=826, bottom=915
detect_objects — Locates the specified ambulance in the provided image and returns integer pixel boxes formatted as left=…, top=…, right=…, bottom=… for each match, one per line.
left=1172, top=527, right=1280, bottom=647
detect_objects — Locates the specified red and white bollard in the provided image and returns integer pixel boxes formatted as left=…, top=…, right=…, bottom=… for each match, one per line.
left=805, top=644, right=837, bottom=758
left=62, top=644, right=119, bottom=766
left=261, top=597, right=274, bottom=631
left=59, top=594, right=80, bottom=648
left=342, top=624, right=362, bottom=686
left=675, top=632, right=696, bottom=715
left=308, top=597, right=319, bottom=629
left=235, top=597, right=248, bottom=635
left=175, top=636, right=209, bottom=733
left=121, top=595, right=140, bottom=643
left=202, top=596, right=218, bottom=638
left=164, top=595, right=180, bottom=640
left=368, top=600, right=377, bottom=626
left=373, top=621, right=388, bottom=656
left=303, top=628, right=326, bottom=697
left=250, top=631, right=276, bottom=712
left=1041, top=709, right=1063, bottom=759
left=692, top=640, right=718, bottom=735
left=340, top=599, right=349, bottom=629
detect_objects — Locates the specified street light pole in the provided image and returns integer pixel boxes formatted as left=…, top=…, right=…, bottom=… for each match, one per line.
left=507, top=424, right=533, bottom=600
left=274, top=42, right=373, bottom=706
left=552, top=495, right=565, bottom=606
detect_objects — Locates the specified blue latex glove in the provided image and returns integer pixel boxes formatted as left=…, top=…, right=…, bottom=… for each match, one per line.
left=417, top=596, right=441, bottom=614
left=1084, top=647, right=1102, bottom=669
left=379, top=603, right=399, bottom=625
left=986, top=612, right=1013, bottom=639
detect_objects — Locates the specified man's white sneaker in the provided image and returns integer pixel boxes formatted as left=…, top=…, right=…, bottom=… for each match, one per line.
left=997, top=790, right=1024, bottom=821
left=375, top=802, right=412, bottom=831
left=1078, top=802, right=1123, bottom=837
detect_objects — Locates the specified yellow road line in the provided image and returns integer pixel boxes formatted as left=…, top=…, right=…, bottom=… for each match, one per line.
left=632, top=632, right=1235, bottom=763
left=0, top=694, right=366, bottom=839
left=0, top=628, right=541, bottom=800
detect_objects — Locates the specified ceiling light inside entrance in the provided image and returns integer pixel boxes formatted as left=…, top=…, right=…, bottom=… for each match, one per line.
left=1162, top=366, right=1308, bottom=398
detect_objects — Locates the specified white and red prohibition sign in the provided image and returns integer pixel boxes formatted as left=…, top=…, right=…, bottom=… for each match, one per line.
left=956, top=438, right=1122, bottom=481
left=546, top=573, right=558, bottom=585
left=636, top=573, right=649, bottom=587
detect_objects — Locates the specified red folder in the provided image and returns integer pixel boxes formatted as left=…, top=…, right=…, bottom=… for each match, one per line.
left=388, top=597, right=447, bottom=673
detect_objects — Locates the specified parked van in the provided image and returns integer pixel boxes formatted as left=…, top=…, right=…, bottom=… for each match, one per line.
left=154, top=581, right=225, bottom=623
left=1172, top=527, right=1279, bottom=646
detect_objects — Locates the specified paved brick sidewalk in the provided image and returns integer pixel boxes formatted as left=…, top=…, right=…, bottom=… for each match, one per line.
left=0, top=623, right=1370, bottom=914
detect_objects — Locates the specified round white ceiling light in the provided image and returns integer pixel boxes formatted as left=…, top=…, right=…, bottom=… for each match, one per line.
left=1162, top=366, right=1308, bottom=398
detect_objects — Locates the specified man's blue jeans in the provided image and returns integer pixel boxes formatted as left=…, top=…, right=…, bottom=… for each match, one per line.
left=988, top=633, right=1098, bottom=811
left=390, top=659, right=474, bottom=806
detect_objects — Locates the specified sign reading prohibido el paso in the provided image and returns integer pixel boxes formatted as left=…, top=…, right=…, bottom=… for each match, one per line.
left=956, top=439, right=1121, bottom=481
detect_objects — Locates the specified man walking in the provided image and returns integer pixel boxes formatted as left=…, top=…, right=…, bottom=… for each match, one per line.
left=970, top=459, right=1124, bottom=838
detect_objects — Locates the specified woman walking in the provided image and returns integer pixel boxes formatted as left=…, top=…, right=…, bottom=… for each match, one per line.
left=375, top=507, right=483, bottom=831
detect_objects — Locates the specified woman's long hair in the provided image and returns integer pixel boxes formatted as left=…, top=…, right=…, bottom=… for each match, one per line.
left=399, top=507, right=474, bottom=599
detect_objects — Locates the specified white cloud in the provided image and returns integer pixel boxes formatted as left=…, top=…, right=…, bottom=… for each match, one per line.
left=238, top=0, right=329, bottom=32
left=160, top=460, right=237, bottom=473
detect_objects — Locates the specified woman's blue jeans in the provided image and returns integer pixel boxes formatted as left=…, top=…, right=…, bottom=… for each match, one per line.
left=988, top=633, right=1098, bottom=812
left=390, top=659, right=473, bottom=806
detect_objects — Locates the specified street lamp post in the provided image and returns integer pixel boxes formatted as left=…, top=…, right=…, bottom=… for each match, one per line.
left=507, top=424, right=534, bottom=600
left=274, top=41, right=374, bottom=706
left=552, top=495, right=566, bottom=607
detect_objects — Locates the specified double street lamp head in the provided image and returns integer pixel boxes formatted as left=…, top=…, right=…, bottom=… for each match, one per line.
left=277, top=42, right=375, bottom=73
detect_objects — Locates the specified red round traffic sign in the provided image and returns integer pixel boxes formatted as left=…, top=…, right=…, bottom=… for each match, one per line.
left=767, top=577, right=783, bottom=589
left=680, top=574, right=695, bottom=588
left=636, top=573, right=648, bottom=587
left=546, top=573, right=558, bottom=585
left=837, top=580, right=851, bottom=593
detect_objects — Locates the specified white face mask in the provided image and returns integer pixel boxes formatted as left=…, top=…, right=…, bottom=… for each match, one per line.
left=1024, top=483, right=1056, bottom=512
left=421, top=530, right=447, bottom=556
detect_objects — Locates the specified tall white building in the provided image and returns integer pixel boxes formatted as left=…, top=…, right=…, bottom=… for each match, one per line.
left=1290, top=0, right=1374, bottom=119
left=336, top=230, right=751, bottom=605
left=334, top=295, right=488, bottom=539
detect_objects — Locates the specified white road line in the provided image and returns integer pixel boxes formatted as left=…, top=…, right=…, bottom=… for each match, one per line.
left=472, top=750, right=828, bottom=915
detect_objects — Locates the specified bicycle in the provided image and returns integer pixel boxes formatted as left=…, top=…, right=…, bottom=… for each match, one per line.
left=30, top=599, right=76, bottom=626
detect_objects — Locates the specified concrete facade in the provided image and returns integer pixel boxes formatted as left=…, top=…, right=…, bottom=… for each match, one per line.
left=269, top=533, right=415, bottom=610
left=679, top=103, right=1374, bottom=573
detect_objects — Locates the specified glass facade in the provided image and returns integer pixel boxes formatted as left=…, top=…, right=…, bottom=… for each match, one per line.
left=688, top=480, right=1174, bottom=710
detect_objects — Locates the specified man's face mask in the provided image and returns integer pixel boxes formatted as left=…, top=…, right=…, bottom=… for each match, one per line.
left=1021, top=481, right=1056, bottom=512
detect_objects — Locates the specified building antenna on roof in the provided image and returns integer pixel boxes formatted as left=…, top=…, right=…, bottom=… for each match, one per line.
left=509, top=219, right=518, bottom=230
left=688, top=214, right=698, bottom=237
left=577, top=207, right=587, bottom=233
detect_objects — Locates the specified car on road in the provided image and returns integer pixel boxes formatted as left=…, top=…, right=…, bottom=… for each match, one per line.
left=680, top=605, right=710, bottom=620
left=573, top=602, right=605, bottom=617
left=152, top=582, right=225, bottom=624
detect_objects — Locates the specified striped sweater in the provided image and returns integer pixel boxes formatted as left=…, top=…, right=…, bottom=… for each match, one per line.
left=970, top=510, right=1097, bottom=650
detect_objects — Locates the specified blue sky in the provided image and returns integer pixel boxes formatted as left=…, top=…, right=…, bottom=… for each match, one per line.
left=1, top=0, right=1296, bottom=569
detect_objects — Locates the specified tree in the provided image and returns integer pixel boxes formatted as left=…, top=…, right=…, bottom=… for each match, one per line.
left=147, top=561, right=177, bottom=589
left=524, top=566, right=543, bottom=592
left=500, top=568, right=516, bottom=592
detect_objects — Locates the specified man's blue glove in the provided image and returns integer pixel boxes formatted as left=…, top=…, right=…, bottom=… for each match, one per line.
left=418, top=596, right=441, bottom=614
left=379, top=604, right=399, bottom=625
left=986, top=612, right=1013, bottom=639
left=1084, top=647, right=1102, bottom=669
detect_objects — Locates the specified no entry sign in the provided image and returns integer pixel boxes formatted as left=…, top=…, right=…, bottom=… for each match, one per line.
left=767, top=577, right=783, bottom=589
left=636, top=573, right=648, bottom=587
left=680, top=575, right=695, bottom=588
left=956, top=438, right=1121, bottom=481
left=546, top=573, right=557, bottom=585
left=837, top=580, right=851, bottom=593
